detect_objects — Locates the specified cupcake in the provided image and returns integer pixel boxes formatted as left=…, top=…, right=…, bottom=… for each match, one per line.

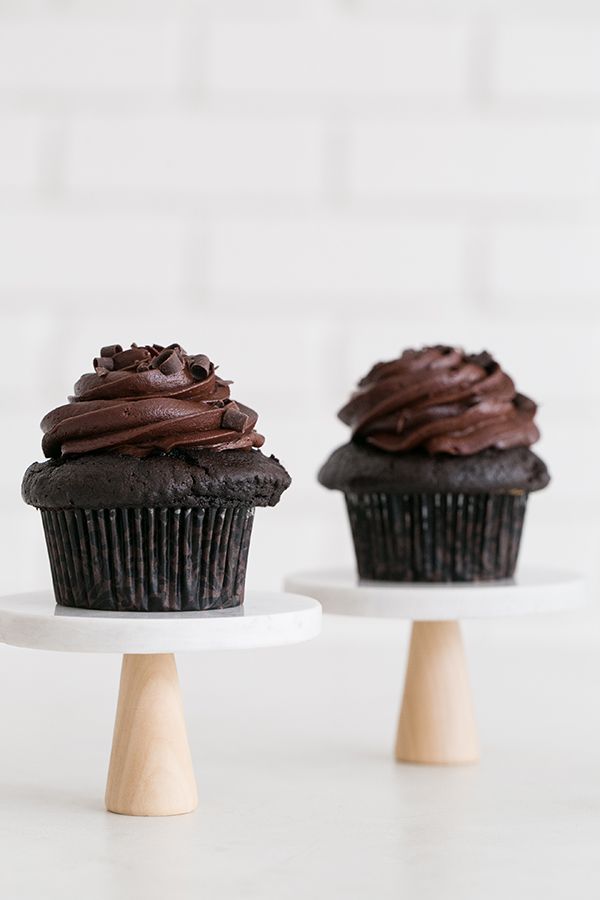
left=22, top=342, right=290, bottom=611
left=319, top=346, right=549, bottom=583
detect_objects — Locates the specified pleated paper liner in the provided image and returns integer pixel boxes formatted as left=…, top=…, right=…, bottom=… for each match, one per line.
left=344, top=491, right=528, bottom=583
left=40, top=506, right=255, bottom=611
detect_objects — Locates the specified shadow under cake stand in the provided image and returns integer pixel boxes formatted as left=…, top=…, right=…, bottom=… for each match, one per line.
left=284, top=567, right=587, bottom=765
left=0, top=590, right=321, bottom=816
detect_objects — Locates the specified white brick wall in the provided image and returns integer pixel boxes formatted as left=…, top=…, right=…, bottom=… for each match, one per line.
left=207, top=217, right=466, bottom=298
left=0, top=3, right=598, bottom=600
left=0, top=18, right=181, bottom=94
left=349, top=117, right=600, bottom=199
left=494, top=21, right=600, bottom=99
left=205, top=20, right=470, bottom=99
left=489, top=224, right=600, bottom=299
left=0, top=212, right=185, bottom=292
left=0, top=115, right=41, bottom=190
left=66, top=114, right=323, bottom=198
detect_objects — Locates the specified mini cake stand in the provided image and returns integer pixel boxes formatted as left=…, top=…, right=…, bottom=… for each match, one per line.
left=284, top=567, right=587, bottom=766
left=0, top=590, right=321, bottom=816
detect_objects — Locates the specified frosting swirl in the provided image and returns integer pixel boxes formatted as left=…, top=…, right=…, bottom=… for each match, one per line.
left=42, top=343, right=265, bottom=458
left=339, top=346, right=540, bottom=455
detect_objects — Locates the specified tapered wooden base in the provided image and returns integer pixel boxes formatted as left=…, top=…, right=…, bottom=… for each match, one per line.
left=396, top=621, right=479, bottom=765
left=105, top=653, right=198, bottom=816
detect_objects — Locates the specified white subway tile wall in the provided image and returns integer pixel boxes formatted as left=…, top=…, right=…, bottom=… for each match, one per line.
left=0, top=2, right=597, bottom=598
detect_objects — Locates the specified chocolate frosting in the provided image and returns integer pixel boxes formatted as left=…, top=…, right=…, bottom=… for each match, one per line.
left=339, top=346, right=541, bottom=455
left=41, top=343, right=265, bottom=458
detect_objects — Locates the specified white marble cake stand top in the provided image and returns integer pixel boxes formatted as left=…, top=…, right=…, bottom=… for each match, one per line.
left=284, top=566, right=588, bottom=620
left=0, top=590, right=322, bottom=653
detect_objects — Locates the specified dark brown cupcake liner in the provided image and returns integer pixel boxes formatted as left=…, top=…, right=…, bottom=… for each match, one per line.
left=344, top=491, right=528, bottom=583
left=40, top=506, right=255, bottom=611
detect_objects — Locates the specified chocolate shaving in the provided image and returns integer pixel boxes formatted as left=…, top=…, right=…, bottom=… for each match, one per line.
left=153, top=348, right=185, bottom=375
left=189, top=354, right=212, bottom=381
left=112, top=347, right=150, bottom=370
left=150, top=349, right=168, bottom=369
left=100, top=344, right=122, bottom=358
left=93, top=356, right=114, bottom=372
left=468, top=350, right=495, bottom=372
left=222, top=403, right=249, bottom=433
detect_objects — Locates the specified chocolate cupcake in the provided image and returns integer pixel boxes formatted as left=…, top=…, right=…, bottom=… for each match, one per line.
left=319, top=346, right=549, bottom=583
left=23, top=343, right=290, bottom=611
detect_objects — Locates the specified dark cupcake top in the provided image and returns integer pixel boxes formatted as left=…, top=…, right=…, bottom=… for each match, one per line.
left=339, top=346, right=541, bottom=455
left=41, top=343, right=265, bottom=458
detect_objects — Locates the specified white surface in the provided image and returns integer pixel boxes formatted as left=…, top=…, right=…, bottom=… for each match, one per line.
left=0, top=591, right=321, bottom=654
left=285, top=566, right=588, bottom=620
left=0, top=613, right=598, bottom=900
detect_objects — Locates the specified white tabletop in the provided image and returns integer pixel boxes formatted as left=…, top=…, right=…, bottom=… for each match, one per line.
left=0, top=591, right=321, bottom=653
left=285, top=566, right=588, bottom=620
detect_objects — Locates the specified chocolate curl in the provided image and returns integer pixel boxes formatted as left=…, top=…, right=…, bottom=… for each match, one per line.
left=93, top=356, right=114, bottom=374
left=469, top=350, right=495, bottom=372
left=189, top=354, right=212, bottom=381
left=515, top=393, right=537, bottom=414
left=100, top=344, right=122, bottom=358
left=221, top=403, right=250, bottom=433
left=112, top=347, right=151, bottom=370
left=151, top=347, right=185, bottom=375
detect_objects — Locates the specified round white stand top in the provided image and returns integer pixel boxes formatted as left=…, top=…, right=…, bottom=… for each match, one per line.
left=0, top=591, right=322, bottom=653
left=284, top=566, right=589, bottom=620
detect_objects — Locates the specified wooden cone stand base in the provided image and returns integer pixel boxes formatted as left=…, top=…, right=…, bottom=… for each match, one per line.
left=396, top=621, right=479, bottom=765
left=105, top=653, right=198, bottom=816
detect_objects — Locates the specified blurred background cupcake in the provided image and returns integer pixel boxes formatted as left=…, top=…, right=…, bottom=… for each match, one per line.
left=319, top=346, right=549, bottom=582
left=22, top=342, right=290, bottom=611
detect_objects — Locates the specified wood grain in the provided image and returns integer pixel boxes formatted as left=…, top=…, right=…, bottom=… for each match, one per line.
left=396, top=621, right=479, bottom=765
left=105, top=653, right=198, bottom=816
